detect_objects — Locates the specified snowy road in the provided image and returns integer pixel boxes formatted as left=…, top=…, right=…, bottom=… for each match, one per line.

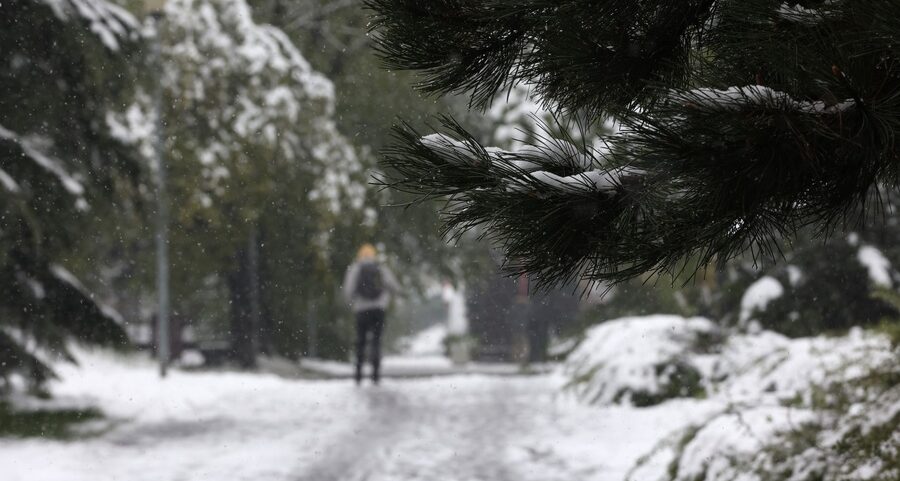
left=297, top=378, right=565, bottom=481
left=0, top=351, right=716, bottom=481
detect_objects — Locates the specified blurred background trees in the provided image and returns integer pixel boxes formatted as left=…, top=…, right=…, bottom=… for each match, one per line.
left=4, top=0, right=899, bottom=392
left=0, top=0, right=140, bottom=388
left=1, top=0, right=489, bottom=388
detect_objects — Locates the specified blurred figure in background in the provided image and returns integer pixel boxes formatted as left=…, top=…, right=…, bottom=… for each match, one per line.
left=343, top=243, right=400, bottom=385
left=442, top=281, right=470, bottom=365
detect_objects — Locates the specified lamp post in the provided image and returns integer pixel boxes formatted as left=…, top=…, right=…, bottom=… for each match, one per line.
left=143, top=0, right=169, bottom=378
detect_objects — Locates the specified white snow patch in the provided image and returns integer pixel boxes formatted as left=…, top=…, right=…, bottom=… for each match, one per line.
left=857, top=245, right=893, bottom=287
left=561, top=315, right=898, bottom=480
left=777, top=1, right=837, bottom=25
left=563, top=315, right=718, bottom=405
left=0, top=348, right=365, bottom=481
left=0, top=167, right=20, bottom=193
left=677, top=406, right=816, bottom=481
left=400, top=324, right=448, bottom=357
left=786, top=264, right=803, bottom=286
left=739, top=276, right=784, bottom=323
left=673, top=85, right=855, bottom=115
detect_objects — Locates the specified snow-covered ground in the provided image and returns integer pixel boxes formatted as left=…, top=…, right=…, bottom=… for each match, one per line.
left=1, top=348, right=715, bottom=481
left=1, top=318, right=896, bottom=481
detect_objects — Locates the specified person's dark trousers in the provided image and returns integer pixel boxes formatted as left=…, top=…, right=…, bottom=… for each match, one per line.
left=355, top=308, right=386, bottom=384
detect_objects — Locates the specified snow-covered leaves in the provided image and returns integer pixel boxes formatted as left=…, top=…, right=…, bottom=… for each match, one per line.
left=39, top=0, right=139, bottom=51
left=156, top=0, right=365, bottom=214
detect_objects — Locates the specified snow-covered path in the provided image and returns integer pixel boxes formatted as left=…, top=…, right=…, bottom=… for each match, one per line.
left=298, top=379, right=537, bottom=481
left=0, top=351, right=716, bottom=481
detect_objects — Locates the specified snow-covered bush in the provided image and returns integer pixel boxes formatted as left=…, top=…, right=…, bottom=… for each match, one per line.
left=642, top=361, right=899, bottom=481
left=563, top=315, right=722, bottom=406
left=603, top=317, right=900, bottom=481
left=565, top=314, right=896, bottom=408
left=737, top=239, right=898, bottom=337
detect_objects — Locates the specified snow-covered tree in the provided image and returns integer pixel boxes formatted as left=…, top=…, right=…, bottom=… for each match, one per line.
left=108, top=0, right=368, bottom=365
left=0, top=0, right=141, bottom=387
left=367, top=0, right=900, bottom=290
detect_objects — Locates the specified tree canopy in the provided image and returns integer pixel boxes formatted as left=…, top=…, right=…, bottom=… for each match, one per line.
left=367, top=0, right=900, bottom=288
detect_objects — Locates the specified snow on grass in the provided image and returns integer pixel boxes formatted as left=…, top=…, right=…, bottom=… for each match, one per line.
left=0, top=348, right=365, bottom=481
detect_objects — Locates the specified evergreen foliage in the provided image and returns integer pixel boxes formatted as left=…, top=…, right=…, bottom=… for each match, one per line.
left=0, top=0, right=139, bottom=386
left=367, top=0, right=900, bottom=289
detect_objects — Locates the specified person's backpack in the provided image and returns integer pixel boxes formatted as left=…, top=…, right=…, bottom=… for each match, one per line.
left=355, top=262, right=384, bottom=299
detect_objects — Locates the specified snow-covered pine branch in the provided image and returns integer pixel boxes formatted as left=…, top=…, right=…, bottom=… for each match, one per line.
left=0, top=124, right=86, bottom=199
left=670, top=85, right=857, bottom=115
left=369, top=0, right=900, bottom=287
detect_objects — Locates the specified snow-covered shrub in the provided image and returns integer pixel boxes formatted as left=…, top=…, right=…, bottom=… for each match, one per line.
left=712, top=328, right=895, bottom=403
left=624, top=326, right=899, bottom=481
left=656, top=368, right=899, bottom=481
left=563, top=315, right=722, bottom=406
left=738, top=240, right=898, bottom=337
left=669, top=406, right=818, bottom=481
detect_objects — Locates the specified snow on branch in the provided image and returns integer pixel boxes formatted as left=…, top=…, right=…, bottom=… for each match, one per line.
left=160, top=0, right=365, bottom=214
left=776, top=1, right=838, bottom=25
left=418, top=132, right=641, bottom=196
left=0, top=167, right=21, bottom=193
left=50, top=264, right=125, bottom=325
left=0, top=124, right=85, bottom=197
left=40, top=0, right=139, bottom=51
left=672, top=85, right=855, bottom=114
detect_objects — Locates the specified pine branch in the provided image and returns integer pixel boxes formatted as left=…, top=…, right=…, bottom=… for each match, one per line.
left=365, top=0, right=717, bottom=115
left=370, top=0, right=900, bottom=288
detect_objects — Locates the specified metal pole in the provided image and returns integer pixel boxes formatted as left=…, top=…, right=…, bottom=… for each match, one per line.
left=149, top=12, right=170, bottom=378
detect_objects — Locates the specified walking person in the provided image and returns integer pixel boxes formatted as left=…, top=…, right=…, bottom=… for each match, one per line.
left=343, top=243, right=399, bottom=385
